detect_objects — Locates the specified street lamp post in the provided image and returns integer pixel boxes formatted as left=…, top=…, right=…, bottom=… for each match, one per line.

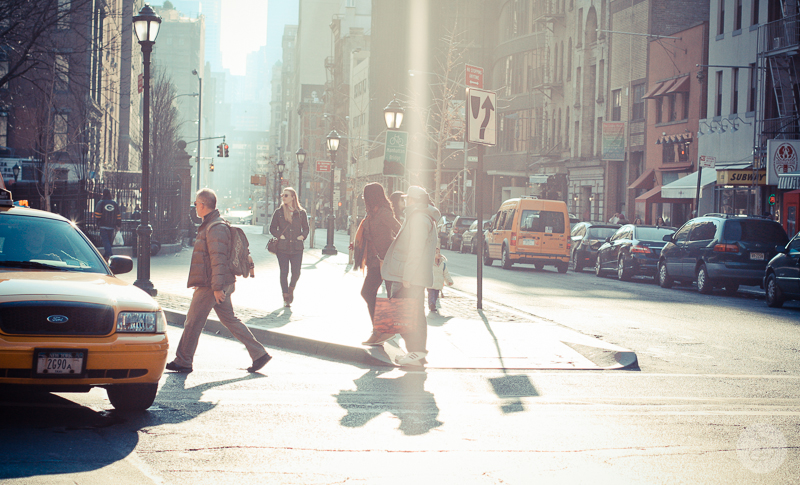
left=383, top=97, right=404, bottom=194
left=322, top=130, right=340, bottom=255
left=276, top=158, right=285, bottom=207
left=192, top=69, right=202, bottom=190
left=132, top=4, right=161, bottom=297
left=295, top=147, right=306, bottom=202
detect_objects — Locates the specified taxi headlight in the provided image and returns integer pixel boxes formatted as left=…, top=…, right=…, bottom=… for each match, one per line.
left=116, top=311, right=167, bottom=333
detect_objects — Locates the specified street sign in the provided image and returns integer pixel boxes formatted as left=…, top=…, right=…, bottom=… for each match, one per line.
left=466, top=65, right=483, bottom=88
left=467, top=88, right=496, bottom=146
left=699, top=155, right=716, bottom=168
left=383, top=130, right=408, bottom=176
left=316, top=160, right=332, bottom=172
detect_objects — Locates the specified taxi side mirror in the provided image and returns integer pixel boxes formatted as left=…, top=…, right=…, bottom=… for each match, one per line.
left=663, top=234, right=673, bottom=243
left=109, top=255, right=133, bottom=275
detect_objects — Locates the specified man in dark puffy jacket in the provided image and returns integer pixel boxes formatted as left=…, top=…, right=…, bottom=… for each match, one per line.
left=93, top=189, right=121, bottom=260
left=166, top=188, right=271, bottom=373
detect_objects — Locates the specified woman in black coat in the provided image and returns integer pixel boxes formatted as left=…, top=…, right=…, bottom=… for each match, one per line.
left=269, top=187, right=310, bottom=307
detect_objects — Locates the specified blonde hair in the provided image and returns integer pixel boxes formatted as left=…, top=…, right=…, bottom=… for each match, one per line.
left=281, top=187, right=303, bottom=223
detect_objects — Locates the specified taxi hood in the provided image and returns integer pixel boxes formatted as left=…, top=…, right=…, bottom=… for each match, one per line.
left=0, top=271, right=160, bottom=311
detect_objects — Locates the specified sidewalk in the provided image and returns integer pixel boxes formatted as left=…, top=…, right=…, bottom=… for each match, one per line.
left=120, top=225, right=637, bottom=370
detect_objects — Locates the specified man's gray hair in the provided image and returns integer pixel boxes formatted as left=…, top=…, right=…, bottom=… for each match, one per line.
left=196, top=188, right=217, bottom=209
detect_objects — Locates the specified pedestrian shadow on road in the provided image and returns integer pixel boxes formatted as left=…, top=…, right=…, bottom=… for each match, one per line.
left=425, top=311, right=455, bottom=327
left=152, top=372, right=267, bottom=424
left=334, top=369, right=443, bottom=436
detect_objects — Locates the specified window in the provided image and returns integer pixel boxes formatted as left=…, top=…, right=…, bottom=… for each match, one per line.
left=575, top=67, right=581, bottom=105
left=718, top=0, right=725, bottom=35
left=520, top=210, right=565, bottom=233
left=689, top=221, right=718, bottom=241
left=611, top=89, right=621, bottom=120
left=55, top=55, right=69, bottom=91
left=54, top=113, right=68, bottom=151
left=656, top=97, right=663, bottom=123
left=752, top=0, right=760, bottom=25
left=0, top=115, right=7, bottom=148
left=683, top=92, right=690, bottom=120
left=715, top=71, right=723, bottom=117
left=735, top=0, right=742, bottom=30
left=503, top=210, right=516, bottom=230
left=732, top=67, right=739, bottom=114
left=748, top=63, right=756, bottom=112
left=668, top=94, right=677, bottom=122
left=57, top=0, right=71, bottom=29
left=673, top=223, right=693, bottom=243
left=631, top=84, right=645, bottom=120
left=577, top=9, right=583, bottom=47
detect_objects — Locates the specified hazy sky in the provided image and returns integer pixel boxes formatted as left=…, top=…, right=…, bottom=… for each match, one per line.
left=220, top=0, right=269, bottom=75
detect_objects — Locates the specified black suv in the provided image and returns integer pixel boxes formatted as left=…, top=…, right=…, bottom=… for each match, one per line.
left=658, top=215, right=789, bottom=295
left=764, top=230, right=800, bottom=307
left=446, top=216, right=477, bottom=251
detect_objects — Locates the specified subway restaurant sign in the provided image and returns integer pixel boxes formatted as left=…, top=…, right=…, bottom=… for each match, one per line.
left=716, top=169, right=766, bottom=185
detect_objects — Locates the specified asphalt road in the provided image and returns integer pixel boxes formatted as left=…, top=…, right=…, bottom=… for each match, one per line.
left=2, top=230, right=799, bottom=483
left=441, top=246, right=800, bottom=376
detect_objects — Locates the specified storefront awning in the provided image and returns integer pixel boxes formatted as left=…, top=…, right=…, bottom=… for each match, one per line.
left=658, top=161, right=694, bottom=172
left=642, top=82, right=666, bottom=99
left=628, top=168, right=656, bottom=190
left=661, top=169, right=717, bottom=199
left=635, top=185, right=665, bottom=203
left=528, top=174, right=550, bottom=184
left=778, top=172, right=800, bottom=190
left=665, top=76, right=690, bottom=93
left=716, top=162, right=752, bottom=170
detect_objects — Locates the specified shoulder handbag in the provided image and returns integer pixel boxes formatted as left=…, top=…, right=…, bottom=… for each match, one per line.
left=373, top=296, right=420, bottom=335
left=267, top=219, right=290, bottom=254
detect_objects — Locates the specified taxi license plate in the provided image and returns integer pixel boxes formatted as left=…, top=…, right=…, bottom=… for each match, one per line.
left=522, top=239, right=536, bottom=246
left=750, top=252, right=765, bottom=261
left=34, top=349, right=87, bottom=377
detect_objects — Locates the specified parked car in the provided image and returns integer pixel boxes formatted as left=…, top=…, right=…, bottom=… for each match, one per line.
left=436, top=213, right=457, bottom=248
left=0, top=189, right=168, bottom=411
left=446, top=216, right=477, bottom=250
left=460, top=218, right=492, bottom=253
left=484, top=197, right=570, bottom=273
left=764, top=230, right=800, bottom=307
left=595, top=224, right=677, bottom=280
left=570, top=222, right=620, bottom=271
left=569, top=213, right=580, bottom=231
left=657, top=214, right=789, bottom=294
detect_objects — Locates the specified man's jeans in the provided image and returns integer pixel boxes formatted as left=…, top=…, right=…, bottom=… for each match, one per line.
left=99, top=228, right=114, bottom=258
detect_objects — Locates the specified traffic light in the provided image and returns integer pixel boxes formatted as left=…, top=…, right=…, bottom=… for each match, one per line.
left=209, top=162, right=215, bottom=172
left=769, top=193, right=777, bottom=206
left=224, top=144, right=229, bottom=157
left=217, top=143, right=223, bottom=157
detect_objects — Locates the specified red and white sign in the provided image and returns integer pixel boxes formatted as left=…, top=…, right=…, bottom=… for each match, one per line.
left=316, top=160, right=332, bottom=172
left=767, top=139, right=800, bottom=184
left=466, top=64, right=483, bottom=89
left=699, top=155, right=716, bottom=168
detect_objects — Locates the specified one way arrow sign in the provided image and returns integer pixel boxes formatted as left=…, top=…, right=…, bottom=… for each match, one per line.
left=467, top=88, right=497, bottom=146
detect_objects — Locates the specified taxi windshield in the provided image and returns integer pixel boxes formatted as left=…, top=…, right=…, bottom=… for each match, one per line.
left=0, top=214, right=107, bottom=273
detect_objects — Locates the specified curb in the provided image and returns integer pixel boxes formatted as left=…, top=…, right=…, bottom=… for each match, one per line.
left=162, top=309, right=389, bottom=368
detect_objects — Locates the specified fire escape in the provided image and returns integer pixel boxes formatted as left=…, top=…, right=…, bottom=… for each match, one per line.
left=756, top=13, right=800, bottom=157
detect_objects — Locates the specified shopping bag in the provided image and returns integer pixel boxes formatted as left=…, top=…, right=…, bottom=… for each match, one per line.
left=373, top=297, right=419, bottom=334
left=113, top=231, right=124, bottom=246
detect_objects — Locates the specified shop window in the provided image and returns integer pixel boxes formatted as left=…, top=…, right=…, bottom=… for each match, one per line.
left=631, top=84, right=645, bottom=120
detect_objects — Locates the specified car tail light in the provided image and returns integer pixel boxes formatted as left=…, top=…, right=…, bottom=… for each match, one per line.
left=567, top=240, right=571, bottom=251
left=714, top=243, right=740, bottom=253
left=631, top=245, right=652, bottom=254
left=511, top=232, right=517, bottom=246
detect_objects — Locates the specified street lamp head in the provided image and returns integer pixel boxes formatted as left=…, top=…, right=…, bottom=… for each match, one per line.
left=133, top=4, right=162, bottom=44
left=12, top=163, right=21, bottom=181
left=295, top=147, right=307, bottom=167
left=192, top=69, right=198, bottom=76
left=277, top=159, right=285, bottom=174
left=384, top=97, right=405, bottom=130
left=326, top=130, right=341, bottom=153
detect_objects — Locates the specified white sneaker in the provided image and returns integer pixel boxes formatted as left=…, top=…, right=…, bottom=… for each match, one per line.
left=395, top=351, right=428, bottom=366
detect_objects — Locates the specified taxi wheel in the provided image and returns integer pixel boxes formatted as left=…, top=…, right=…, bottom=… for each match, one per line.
left=501, top=246, right=513, bottom=269
left=106, top=383, right=158, bottom=412
left=483, top=246, right=493, bottom=266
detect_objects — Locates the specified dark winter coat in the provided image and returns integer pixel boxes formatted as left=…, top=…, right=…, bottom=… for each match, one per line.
left=363, top=206, right=401, bottom=268
left=187, top=209, right=235, bottom=291
left=94, top=199, right=121, bottom=229
left=269, top=207, right=310, bottom=255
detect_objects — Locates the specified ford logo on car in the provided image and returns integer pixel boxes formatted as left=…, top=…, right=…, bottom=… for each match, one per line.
left=46, top=315, right=69, bottom=324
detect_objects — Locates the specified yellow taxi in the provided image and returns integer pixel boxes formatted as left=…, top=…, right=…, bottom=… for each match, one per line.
left=0, top=189, right=168, bottom=411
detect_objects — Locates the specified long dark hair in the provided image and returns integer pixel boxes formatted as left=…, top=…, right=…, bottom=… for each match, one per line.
left=363, top=182, right=391, bottom=214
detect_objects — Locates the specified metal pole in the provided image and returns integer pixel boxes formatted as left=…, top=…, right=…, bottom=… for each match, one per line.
left=134, top=42, right=156, bottom=296
left=196, top=76, right=202, bottom=190
left=322, top=151, right=338, bottom=255
left=476, top=144, right=484, bottom=310
left=694, top=166, right=703, bottom=217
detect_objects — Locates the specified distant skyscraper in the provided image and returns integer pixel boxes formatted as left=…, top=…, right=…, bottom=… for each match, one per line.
left=170, top=0, right=223, bottom=72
